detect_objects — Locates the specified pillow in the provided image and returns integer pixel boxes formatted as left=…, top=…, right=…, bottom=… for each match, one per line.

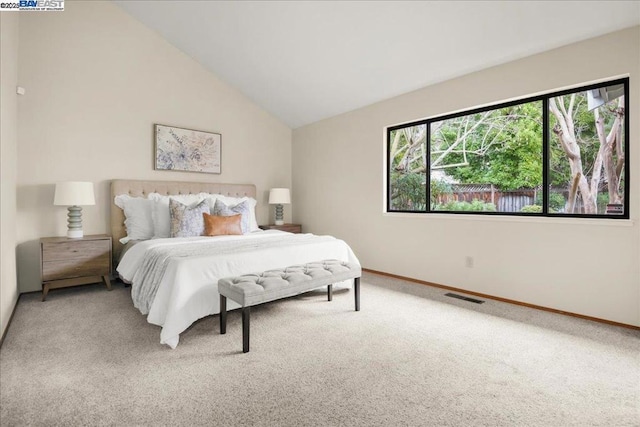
left=208, top=196, right=259, bottom=232
left=212, top=199, right=251, bottom=234
left=148, top=193, right=208, bottom=238
left=203, top=213, right=243, bottom=236
left=169, top=199, right=209, bottom=238
left=114, top=195, right=154, bottom=244
left=241, top=197, right=259, bottom=232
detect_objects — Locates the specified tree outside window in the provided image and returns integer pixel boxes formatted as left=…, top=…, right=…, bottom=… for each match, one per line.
left=387, top=78, right=628, bottom=219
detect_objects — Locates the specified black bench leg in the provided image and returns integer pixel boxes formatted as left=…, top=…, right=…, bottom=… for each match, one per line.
left=354, top=277, right=360, bottom=311
left=242, top=306, right=250, bottom=353
left=220, top=294, right=227, bottom=334
left=328, top=284, right=333, bottom=301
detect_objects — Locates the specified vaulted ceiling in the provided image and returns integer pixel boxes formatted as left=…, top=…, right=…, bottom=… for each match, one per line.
left=115, top=1, right=640, bottom=128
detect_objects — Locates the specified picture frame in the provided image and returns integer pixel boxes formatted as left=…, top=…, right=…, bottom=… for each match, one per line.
left=154, top=124, right=221, bottom=174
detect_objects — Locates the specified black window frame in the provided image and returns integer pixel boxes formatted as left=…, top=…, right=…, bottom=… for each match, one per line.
left=386, top=77, right=630, bottom=220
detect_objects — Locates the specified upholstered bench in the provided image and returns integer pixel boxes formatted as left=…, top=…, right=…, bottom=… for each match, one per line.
left=218, top=259, right=361, bottom=353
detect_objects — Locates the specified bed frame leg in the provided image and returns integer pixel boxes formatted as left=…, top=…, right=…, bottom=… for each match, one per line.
left=242, top=306, right=250, bottom=353
left=354, top=277, right=360, bottom=311
left=220, top=295, right=227, bottom=334
left=328, top=284, right=333, bottom=301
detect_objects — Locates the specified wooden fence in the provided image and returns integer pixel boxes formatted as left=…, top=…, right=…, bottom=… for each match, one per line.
left=435, top=184, right=537, bottom=212
left=435, top=184, right=614, bottom=213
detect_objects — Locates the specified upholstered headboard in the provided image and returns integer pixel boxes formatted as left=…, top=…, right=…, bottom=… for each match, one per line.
left=110, top=179, right=256, bottom=266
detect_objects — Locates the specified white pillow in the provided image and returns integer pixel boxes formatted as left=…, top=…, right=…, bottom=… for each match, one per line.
left=244, top=198, right=259, bottom=232
left=148, top=193, right=208, bottom=238
left=114, top=195, right=154, bottom=244
left=206, top=195, right=259, bottom=232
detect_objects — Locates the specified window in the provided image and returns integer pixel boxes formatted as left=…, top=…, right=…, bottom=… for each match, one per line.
left=389, top=124, right=427, bottom=211
left=387, top=78, right=629, bottom=218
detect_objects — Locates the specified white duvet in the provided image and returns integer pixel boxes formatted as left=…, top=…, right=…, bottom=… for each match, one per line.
left=117, top=230, right=360, bottom=348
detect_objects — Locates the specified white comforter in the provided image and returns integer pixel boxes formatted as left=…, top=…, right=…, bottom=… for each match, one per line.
left=117, top=230, right=360, bottom=348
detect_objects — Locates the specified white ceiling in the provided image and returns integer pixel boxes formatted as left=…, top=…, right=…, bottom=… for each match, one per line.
left=114, top=1, right=640, bottom=129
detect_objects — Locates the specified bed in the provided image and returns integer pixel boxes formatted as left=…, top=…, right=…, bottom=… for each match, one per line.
left=111, top=179, right=360, bottom=348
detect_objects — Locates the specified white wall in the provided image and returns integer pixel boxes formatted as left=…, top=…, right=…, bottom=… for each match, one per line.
left=16, top=1, right=292, bottom=293
left=293, top=27, right=640, bottom=327
left=1, top=13, right=20, bottom=338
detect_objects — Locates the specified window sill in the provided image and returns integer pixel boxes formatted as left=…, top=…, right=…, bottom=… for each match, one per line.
left=383, top=211, right=635, bottom=227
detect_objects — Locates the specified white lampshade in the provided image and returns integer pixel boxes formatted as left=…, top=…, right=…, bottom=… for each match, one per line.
left=54, top=182, right=95, bottom=206
left=268, top=188, right=291, bottom=204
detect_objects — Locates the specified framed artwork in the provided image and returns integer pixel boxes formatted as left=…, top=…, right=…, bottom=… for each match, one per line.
left=155, top=124, right=221, bottom=174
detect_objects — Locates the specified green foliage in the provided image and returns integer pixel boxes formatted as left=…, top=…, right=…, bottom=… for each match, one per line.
left=520, top=204, right=558, bottom=213
left=532, top=192, right=564, bottom=212
left=596, top=192, right=610, bottom=214
left=548, top=192, right=565, bottom=211
left=597, top=192, right=609, bottom=205
left=520, top=205, right=542, bottom=213
left=435, top=199, right=497, bottom=212
left=534, top=192, right=565, bottom=211
left=431, top=101, right=543, bottom=190
left=390, top=171, right=426, bottom=211
left=430, top=179, right=452, bottom=209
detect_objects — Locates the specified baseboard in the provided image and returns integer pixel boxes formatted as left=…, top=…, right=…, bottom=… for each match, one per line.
left=0, top=293, right=21, bottom=349
left=363, top=268, right=640, bottom=331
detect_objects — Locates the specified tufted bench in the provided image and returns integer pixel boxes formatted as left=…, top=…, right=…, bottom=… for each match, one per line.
left=218, top=259, right=361, bottom=353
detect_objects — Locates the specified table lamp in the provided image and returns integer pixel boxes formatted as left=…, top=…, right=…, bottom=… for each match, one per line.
left=268, top=188, right=290, bottom=226
left=54, top=181, right=95, bottom=238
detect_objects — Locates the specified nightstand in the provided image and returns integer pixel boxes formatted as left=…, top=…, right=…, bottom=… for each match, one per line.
left=259, top=224, right=302, bottom=233
left=40, top=234, right=112, bottom=301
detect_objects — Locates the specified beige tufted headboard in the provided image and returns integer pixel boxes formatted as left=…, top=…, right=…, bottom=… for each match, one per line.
left=110, top=179, right=256, bottom=267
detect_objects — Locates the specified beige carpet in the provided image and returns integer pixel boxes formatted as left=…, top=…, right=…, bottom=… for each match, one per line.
left=1, top=272, right=638, bottom=426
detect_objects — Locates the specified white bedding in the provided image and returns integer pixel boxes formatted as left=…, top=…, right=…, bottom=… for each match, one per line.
left=117, top=230, right=360, bottom=348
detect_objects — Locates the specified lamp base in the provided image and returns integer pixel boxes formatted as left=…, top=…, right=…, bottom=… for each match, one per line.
left=274, top=204, right=284, bottom=226
left=67, top=229, right=84, bottom=238
left=67, top=206, right=84, bottom=239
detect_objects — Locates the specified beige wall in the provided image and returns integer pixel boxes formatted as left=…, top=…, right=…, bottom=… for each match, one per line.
left=293, top=27, right=640, bottom=327
left=16, top=1, right=292, bottom=293
left=1, top=13, right=20, bottom=338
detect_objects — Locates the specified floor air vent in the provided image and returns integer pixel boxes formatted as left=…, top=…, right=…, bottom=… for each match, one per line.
left=445, top=293, right=485, bottom=304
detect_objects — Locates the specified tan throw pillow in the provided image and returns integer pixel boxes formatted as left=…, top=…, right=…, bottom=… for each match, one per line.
left=203, top=213, right=243, bottom=236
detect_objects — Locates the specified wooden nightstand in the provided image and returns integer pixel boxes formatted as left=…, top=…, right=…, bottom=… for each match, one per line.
left=259, top=224, right=302, bottom=233
left=40, top=234, right=112, bottom=301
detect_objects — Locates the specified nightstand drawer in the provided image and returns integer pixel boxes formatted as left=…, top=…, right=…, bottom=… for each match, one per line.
left=42, top=255, right=110, bottom=281
left=42, top=240, right=110, bottom=262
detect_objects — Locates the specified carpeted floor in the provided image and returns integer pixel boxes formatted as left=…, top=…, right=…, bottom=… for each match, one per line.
left=1, top=272, right=638, bottom=426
